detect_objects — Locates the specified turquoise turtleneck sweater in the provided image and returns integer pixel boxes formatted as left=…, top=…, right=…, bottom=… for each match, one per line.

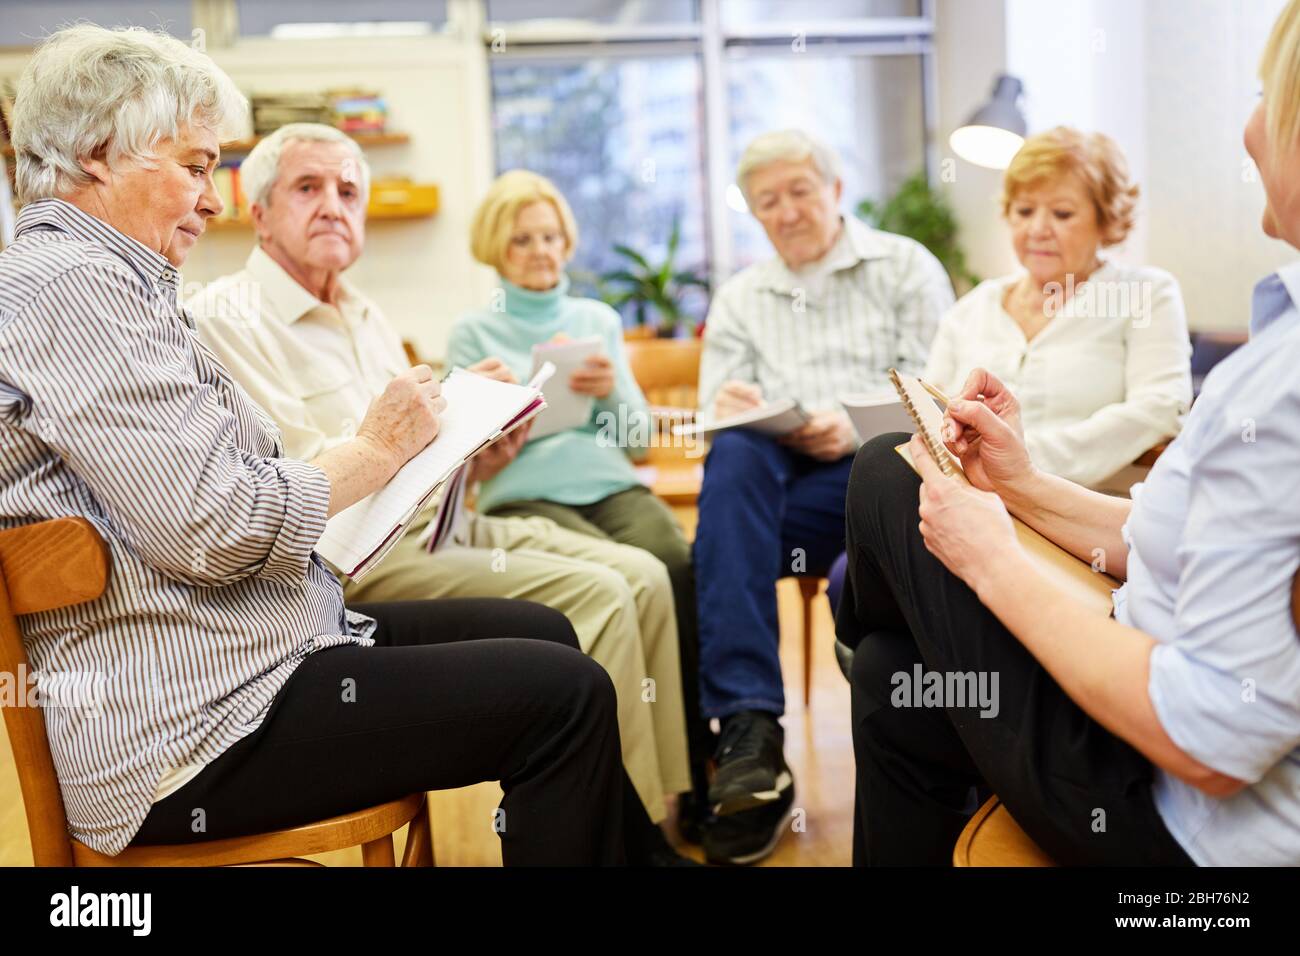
left=447, top=275, right=651, bottom=513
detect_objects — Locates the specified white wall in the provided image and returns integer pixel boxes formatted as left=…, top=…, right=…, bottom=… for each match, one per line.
left=0, top=31, right=497, bottom=360
left=953, top=0, right=1294, bottom=331
left=933, top=0, right=1018, bottom=285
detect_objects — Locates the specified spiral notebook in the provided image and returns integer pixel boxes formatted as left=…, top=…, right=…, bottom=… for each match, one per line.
left=888, top=369, right=1118, bottom=616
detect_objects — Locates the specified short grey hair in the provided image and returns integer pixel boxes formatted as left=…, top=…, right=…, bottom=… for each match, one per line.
left=11, top=24, right=247, bottom=204
left=240, top=123, right=372, bottom=209
left=736, top=129, right=843, bottom=206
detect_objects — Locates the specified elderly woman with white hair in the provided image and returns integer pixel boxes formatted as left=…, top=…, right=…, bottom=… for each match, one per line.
left=0, top=24, right=625, bottom=864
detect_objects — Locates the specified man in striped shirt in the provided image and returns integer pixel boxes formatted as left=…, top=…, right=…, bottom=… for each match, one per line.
left=694, top=130, right=954, bottom=864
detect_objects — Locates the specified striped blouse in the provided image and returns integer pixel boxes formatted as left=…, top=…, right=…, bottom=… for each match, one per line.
left=0, top=200, right=374, bottom=856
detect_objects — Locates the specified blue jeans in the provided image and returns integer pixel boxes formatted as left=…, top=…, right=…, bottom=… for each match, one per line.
left=693, top=429, right=854, bottom=718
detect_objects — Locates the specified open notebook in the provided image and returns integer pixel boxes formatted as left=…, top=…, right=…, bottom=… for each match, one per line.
left=888, top=369, right=1118, bottom=617
left=671, top=398, right=810, bottom=438
left=315, top=367, right=549, bottom=580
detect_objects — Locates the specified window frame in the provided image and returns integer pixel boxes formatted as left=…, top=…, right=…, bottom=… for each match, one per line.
left=478, top=0, right=937, bottom=283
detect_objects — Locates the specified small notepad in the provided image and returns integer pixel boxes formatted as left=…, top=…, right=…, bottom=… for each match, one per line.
left=528, top=336, right=604, bottom=439
left=887, top=368, right=1119, bottom=617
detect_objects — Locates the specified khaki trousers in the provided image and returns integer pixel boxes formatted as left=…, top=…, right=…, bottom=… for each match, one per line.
left=341, top=511, right=690, bottom=821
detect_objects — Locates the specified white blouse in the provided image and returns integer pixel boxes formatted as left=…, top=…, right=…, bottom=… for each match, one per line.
left=923, top=261, right=1193, bottom=487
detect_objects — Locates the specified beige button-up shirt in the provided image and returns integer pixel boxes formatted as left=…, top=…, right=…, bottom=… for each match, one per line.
left=188, top=246, right=410, bottom=462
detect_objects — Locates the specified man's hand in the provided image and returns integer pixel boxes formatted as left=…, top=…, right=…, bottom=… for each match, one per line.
left=468, top=356, right=518, bottom=385
left=470, top=419, right=533, bottom=484
left=569, top=354, right=614, bottom=399
left=940, top=368, right=1035, bottom=497
left=355, top=365, right=444, bottom=472
left=780, top=410, right=856, bottom=461
left=713, top=380, right=763, bottom=421
left=911, top=433, right=1019, bottom=590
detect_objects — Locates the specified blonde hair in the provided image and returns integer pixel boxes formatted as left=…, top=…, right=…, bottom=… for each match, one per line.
left=470, top=170, right=579, bottom=272
left=1000, top=127, right=1139, bottom=246
left=1260, top=0, right=1300, bottom=159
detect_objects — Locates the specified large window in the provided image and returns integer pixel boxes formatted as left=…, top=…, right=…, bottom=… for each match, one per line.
left=487, top=0, right=935, bottom=325
left=726, top=52, right=926, bottom=269
left=491, top=55, right=709, bottom=314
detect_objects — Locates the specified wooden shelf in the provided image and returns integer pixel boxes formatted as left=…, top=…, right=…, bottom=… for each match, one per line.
left=219, top=132, right=410, bottom=153
left=206, top=206, right=436, bottom=230
left=2, top=131, right=410, bottom=159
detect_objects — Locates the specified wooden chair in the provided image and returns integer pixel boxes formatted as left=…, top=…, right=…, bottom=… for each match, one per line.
left=623, top=336, right=706, bottom=507
left=958, top=571, right=1300, bottom=866
left=789, top=575, right=825, bottom=709
left=0, top=516, right=434, bottom=867
left=953, top=796, right=1055, bottom=866
left=624, top=336, right=826, bottom=706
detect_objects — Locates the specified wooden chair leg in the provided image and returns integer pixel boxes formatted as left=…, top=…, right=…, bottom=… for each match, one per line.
left=400, top=799, right=435, bottom=867
left=797, top=578, right=822, bottom=708
left=361, top=834, right=396, bottom=867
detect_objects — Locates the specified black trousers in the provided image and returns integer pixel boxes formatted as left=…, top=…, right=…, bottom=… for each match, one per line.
left=836, top=434, right=1195, bottom=867
left=132, top=599, right=625, bottom=865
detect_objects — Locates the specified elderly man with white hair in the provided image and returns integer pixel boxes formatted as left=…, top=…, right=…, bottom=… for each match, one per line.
left=186, top=124, right=695, bottom=865
left=692, top=129, right=954, bottom=864
left=0, top=24, right=628, bottom=865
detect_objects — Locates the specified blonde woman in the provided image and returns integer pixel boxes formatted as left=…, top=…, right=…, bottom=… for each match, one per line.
left=447, top=170, right=714, bottom=840
left=923, top=128, right=1192, bottom=487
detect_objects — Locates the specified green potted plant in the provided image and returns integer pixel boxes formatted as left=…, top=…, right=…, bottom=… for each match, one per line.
left=856, top=171, right=980, bottom=295
left=596, top=218, right=710, bottom=337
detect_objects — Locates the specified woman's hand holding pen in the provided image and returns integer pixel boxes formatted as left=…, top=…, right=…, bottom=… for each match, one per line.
left=940, top=368, right=1037, bottom=502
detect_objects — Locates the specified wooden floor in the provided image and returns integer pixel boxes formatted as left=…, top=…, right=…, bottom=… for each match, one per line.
left=0, top=506, right=854, bottom=867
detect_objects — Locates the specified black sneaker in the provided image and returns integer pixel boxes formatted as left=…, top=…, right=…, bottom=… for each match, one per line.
left=708, top=710, right=793, bottom=816
left=702, top=786, right=795, bottom=866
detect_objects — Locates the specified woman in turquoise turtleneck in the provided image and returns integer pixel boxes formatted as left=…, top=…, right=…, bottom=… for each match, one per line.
left=448, top=170, right=713, bottom=836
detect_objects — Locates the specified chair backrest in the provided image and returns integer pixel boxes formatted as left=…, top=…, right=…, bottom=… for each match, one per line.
left=624, top=337, right=702, bottom=413
left=0, top=517, right=110, bottom=866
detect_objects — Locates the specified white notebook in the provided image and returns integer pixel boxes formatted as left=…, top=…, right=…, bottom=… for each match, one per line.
left=528, top=336, right=604, bottom=439
left=839, top=390, right=915, bottom=443
left=316, top=368, right=547, bottom=580
left=671, top=398, right=810, bottom=438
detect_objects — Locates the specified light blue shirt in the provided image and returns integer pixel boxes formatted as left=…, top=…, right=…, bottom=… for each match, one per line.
left=447, top=275, right=650, bottom=513
left=1116, top=263, right=1300, bottom=865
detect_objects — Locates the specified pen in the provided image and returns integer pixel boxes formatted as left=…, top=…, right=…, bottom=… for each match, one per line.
left=918, top=378, right=951, bottom=409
